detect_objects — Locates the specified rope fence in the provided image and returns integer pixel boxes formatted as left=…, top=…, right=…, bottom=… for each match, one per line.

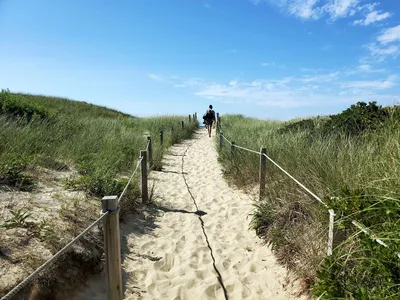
left=215, top=113, right=398, bottom=259
left=1, top=212, right=109, bottom=300
left=1, top=114, right=198, bottom=300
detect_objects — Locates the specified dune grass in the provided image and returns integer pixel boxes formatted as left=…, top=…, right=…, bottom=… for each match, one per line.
left=217, top=110, right=400, bottom=299
left=0, top=90, right=198, bottom=196
left=0, top=89, right=198, bottom=299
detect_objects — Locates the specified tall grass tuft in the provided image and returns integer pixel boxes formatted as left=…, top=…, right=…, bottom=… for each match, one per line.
left=217, top=106, right=400, bottom=298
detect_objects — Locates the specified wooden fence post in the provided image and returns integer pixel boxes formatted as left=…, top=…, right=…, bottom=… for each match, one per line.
left=160, top=130, right=164, bottom=145
left=189, top=114, right=191, bottom=123
left=171, top=126, right=174, bottom=136
left=140, top=150, right=148, bottom=203
left=219, top=132, right=223, bottom=149
left=181, top=121, right=184, bottom=129
left=327, top=209, right=335, bottom=256
left=231, top=141, right=235, bottom=156
left=259, top=147, right=267, bottom=200
left=102, top=195, right=123, bottom=300
left=194, top=113, right=197, bottom=121
left=147, top=136, right=153, bottom=169
left=216, top=113, right=220, bottom=134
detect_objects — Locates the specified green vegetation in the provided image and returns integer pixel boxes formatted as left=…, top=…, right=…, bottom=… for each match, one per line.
left=1, top=208, right=32, bottom=229
left=0, top=89, right=197, bottom=197
left=217, top=102, right=400, bottom=299
left=0, top=89, right=197, bottom=299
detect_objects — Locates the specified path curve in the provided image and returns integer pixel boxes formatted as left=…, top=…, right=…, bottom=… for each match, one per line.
left=75, top=130, right=305, bottom=300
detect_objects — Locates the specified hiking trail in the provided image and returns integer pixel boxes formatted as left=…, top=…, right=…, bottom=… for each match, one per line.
left=75, top=130, right=305, bottom=300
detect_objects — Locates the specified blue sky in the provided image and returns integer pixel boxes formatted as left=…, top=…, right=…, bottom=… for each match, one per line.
left=1, top=0, right=399, bottom=120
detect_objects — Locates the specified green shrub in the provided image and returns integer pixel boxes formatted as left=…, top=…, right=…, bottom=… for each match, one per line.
left=0, top=89, right=54, bottom=121
left=314, top=236, right=400, bottom=299
left=322, top=101, right=389, bottom=136
left=1, top=208, right=32, bottom=228
left=0, top=156, right=35, bottom=191
left=279, top=118, right=315, bottom=133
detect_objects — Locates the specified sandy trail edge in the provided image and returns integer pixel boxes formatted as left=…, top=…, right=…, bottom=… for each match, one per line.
left=74, top=130, right=306, bottom=300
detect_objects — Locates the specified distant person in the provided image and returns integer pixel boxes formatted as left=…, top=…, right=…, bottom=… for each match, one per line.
left=203, top=105, right=216, bottom=137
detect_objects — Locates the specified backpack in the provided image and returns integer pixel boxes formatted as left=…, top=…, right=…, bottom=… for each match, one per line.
left=205, top=109, right=214, bottom=119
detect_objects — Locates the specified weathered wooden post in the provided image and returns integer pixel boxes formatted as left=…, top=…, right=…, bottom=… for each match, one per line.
left=259, top=147, right=267, bottom=200
left=216, top=113, right=220, bottom=134
left=160, top=130, right=164, bottom=145
left=189, top=114, right=191, bottom=123
left=147, top=136, right=153, bottom=169
left=219, top=132, right=223, bottom=149
left=194, top=112, right=197, bottom=121
left=171, top=126, right=174, bottom=136
left=327, top=209, right=335, bottom=256
left=102, top=195, right=123, bottom=300
left=181, top=121, right=184, bottom=129
left=140, top=150, right=148, bottom=203
left=231, top=141, right=235, bottom=156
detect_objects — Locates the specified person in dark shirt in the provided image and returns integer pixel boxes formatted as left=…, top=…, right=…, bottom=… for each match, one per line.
left=203, top=104, right=216, bottom=137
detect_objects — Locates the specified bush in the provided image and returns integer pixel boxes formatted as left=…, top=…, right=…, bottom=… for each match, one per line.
left=322, top=101, right=389, bottom=136
left=0, top=156, right=35, bottom=191
left=0, top=89, right=54, bottom=121
left=279, top=118, right=315, bottom=134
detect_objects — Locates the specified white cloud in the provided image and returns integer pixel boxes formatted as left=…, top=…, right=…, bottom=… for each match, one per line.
left=149, top=71, right=397, bottom=108
left=249, top=0, right=392, bottom=24
left=341, top=75, right=397, bottom=89
left=377, top=25, right=400, bottom=44
left=358, top=64, right=371, bottom=72
left=366, top=43, right=400, bottom=61
left=347, top=64, right=385, bottom=74
left=299, top=72, right=340, bottom=83
left=229, top=80, right=238, bottom=86
left=353, top=10, right=391, bottom=26
left=148, top=74, right=165, bottom=81
left=362, top=26, right=400, bottom=62
left=324, top=0, right=360, bottom=20
left=261, top=62, right=275, bottom=66
left=288, top=0, right=320, bottom=20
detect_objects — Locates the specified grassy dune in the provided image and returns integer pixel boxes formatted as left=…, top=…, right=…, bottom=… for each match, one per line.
left=217, top=105, right=400, bottom=299
left=0, top=90, right=197, bottom=298
left=0, top=90, right=197, bottom=195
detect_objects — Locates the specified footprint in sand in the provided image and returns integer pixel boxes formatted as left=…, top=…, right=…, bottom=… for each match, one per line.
left=140, top=240, right=157, bottom=251
left=76, top=131, right=307, bottom=300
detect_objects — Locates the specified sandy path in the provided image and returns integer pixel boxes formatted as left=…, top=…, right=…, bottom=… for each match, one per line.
left=75, top=130, right=304, bottom=300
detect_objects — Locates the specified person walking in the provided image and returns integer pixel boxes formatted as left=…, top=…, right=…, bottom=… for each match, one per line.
left=203, top=105, right=216, bottom=137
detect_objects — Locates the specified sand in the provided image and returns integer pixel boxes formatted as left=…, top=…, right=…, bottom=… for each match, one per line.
left=75, top=130, right=305, bottom=300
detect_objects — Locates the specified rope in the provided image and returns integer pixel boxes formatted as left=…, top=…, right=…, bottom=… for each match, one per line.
left=1, top=212, right=109, bottom=300
left=118, top=158, right=142, bottom=204
left=232, top=144, right=261, bottom=155
left=220, top=129, right=326, bottom=207
left=262, top=153, right=327, bottom=207
left=219, top=126, right=400, bottom=258
left=221, top=134, right=232, bottom=145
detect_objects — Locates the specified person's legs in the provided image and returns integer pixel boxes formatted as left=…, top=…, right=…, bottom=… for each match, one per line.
left=208, top=120, right=213, bottom=137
